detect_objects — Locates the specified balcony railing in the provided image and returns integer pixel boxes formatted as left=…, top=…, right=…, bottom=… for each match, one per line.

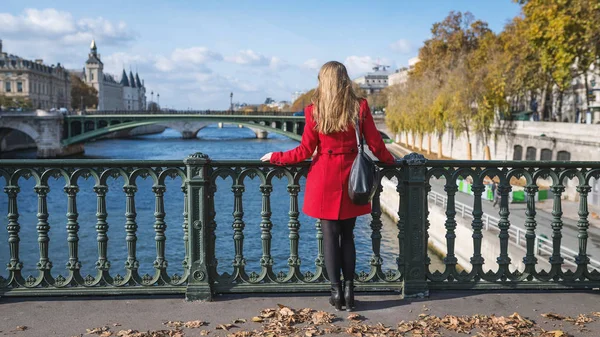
left=0, top=153, right=599, bottom=300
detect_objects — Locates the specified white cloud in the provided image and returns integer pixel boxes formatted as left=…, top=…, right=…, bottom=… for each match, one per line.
left=153, top=47, right=222, bottom=72
left=344, top=56, right=393, bottom=77
left=226, top=49, right=270, bottom=66
left=171, top=47, right=223, bottom=64
left=389, top=39, right=412, bottom=54
left=269, top=56, right=289, bottom=71
left=0, top=8, right=136, bottom=46
left=302, top=58, right=321, bottom=71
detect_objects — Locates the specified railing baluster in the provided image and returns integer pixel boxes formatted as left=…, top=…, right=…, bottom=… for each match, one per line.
left=443, top=182, right=459, bottom=269
left=315, top=219, right=325, bottom=279
left=123, top=185, right=139, bottom=275
left=181, top=186, right=189, bottom=271
left=207, top=182, right=218, bottom=276
left=64, top=185, right=82, bottom=278
left=35, top=185, right=52, bottom=276
left=575, top=184, right=591, bottom=266
left=497, top=182, right=512, bottom=274
left=549, top=185, right=565, bottom=267
left=369, top=184, right=384, bottom=276
left=259, top=184, right=273, bottom=273
left=5, top=186, right=23, bottom=281
left=424, top=181, right=431, bottom=268
left=232, top=184, right=246, bottom=274
left=523, top=184, right=539, bottom=271
left=153, top=185, right=168, bottom=273
left=287, top=184, right=301, bottom=274
left=94, top=185, right=110, bottom=274
left=470, top=184, right=485, bottom=272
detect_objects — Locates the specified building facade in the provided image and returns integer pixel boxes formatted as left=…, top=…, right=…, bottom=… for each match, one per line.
left=0, top=40, right=71, bottom=110
left=353, top=65, right=392, bottom=95
left=389, top=57, right=420, bottom=87
left=81, top=40, right=147, bottom=111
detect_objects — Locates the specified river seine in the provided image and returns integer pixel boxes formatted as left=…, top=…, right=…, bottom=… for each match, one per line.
left=0, top=125, right=442, bottom=280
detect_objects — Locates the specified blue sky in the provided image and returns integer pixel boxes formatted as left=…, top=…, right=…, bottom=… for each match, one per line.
left=0, top=0, right=521, bottom=109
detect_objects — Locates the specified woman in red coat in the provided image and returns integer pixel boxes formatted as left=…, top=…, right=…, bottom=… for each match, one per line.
left=261, top=61, right=395, bottom=311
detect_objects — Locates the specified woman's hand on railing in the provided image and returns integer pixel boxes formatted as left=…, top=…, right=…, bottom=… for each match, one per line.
left=260, top=152, right=273, bottom=162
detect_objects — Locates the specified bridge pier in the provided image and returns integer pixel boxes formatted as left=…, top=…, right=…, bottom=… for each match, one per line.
left=182, top=131, right=197, bottom=139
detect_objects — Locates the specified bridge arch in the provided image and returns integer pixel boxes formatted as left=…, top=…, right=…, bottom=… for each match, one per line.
left=62, top=118, right=303, bottom=146
left=0, top=122, right=41, bottom=146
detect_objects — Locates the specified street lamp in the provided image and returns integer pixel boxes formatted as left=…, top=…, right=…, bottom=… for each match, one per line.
left=230, top=92, right=233, bottom=112
left=157, top=93, right=160, bottom=110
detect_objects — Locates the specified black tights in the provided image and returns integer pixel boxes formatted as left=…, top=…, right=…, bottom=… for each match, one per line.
left=321, top=217, right=356, bottom=284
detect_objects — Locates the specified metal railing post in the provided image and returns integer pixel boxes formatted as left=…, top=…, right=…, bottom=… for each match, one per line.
left=184, top=152, right=214, bottom=301
left=401, top=153, right=429, bottom=297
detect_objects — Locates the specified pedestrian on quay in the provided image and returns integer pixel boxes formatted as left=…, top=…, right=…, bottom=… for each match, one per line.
left=261, top=61, right=395, bottom=311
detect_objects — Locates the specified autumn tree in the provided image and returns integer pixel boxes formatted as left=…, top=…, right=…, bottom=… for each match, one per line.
left=520, top=0, right=600, bottom=121
left=70, top=74, right=98, bottom=110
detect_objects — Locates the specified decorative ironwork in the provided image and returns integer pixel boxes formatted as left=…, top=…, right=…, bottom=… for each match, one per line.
left=2, top=155, right=599, bottom=299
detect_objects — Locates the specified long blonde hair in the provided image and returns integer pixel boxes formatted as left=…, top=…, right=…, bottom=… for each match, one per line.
left=312, top=61, right=362, bottom=134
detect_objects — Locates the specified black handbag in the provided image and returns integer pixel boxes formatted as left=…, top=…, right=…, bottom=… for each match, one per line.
left=348, top=114, right=379, bottom=205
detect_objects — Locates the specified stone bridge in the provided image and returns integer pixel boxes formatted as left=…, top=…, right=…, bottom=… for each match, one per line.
left=0, top=110, right=389, bottom=158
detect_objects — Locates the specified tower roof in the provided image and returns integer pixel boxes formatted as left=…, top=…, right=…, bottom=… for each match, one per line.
left=135, top=73, right=142, bottom=88
left=86, top=39, right=102, bottom=65
left=120, top=69, right=130, bottom=86
left=129, top=71, right=136, bottom=88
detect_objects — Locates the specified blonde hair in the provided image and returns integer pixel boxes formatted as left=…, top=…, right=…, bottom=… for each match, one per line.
left=312, top=61, right=362, bottom=134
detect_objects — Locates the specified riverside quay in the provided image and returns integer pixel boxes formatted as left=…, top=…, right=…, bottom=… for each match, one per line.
left=0, top=152, right=598, bottom=300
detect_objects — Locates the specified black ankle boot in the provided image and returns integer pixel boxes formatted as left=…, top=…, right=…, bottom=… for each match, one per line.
left=328, top=282, right=343, bottom=311
left=344, top=280, right=355, bottom=311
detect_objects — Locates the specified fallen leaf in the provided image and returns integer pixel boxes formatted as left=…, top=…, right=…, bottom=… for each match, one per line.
left=232, top=318, right=246, bottom=324
left=542, top=313, right=567, bottom=320
left=15, top=326, right=27, bottom=331
left=216, top=324, right=236, bottom=331
left=347, top=313, right=363, bottom=322
left=86, top=326, right=110, bottom=335
left=184, top=320, right=207, bottom=328
left=251, top=316, right=264, bottom=322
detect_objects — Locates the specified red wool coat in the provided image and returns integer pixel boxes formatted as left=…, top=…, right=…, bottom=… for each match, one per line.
left=270, top=99, right=395, bottom=220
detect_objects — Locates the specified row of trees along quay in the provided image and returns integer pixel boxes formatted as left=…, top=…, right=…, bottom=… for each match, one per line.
left=383, top=0, right=600, bottom=160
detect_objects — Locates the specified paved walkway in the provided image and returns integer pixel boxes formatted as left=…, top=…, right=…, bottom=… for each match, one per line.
left=1, top=291, right=600, bottom=336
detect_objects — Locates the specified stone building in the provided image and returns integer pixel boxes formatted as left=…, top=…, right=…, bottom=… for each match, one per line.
left=79, top=40, right=147, bottom=111
left=0, top=39, right=71, bottom=110
left=389, top=57, right=420, bottom=87
left=353, top=65, right=391, bottom=95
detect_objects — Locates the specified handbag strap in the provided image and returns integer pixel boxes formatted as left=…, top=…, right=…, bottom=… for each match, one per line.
left=354, top=111, right=364, bottom=153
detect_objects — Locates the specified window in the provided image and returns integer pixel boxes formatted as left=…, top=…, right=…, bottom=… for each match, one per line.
left=513, top=145, right=522, bottom=160
left=5, top=81, right=10, bottom=92
left=17, top=82, right=22, bottom=92
left=557, top=151, right=571, bottom=161
left=540, top=149, right=552, bottom=161
left=525, top=146, right=537, bottom=160
left=90, top=71, right=94, bottom=81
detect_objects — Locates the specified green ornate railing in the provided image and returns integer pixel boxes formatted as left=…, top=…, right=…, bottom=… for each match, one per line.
left=1, top=153, right=599, bottom=300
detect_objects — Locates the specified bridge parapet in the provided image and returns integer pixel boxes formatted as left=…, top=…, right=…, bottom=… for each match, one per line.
left=0, top=154, right=598, bottom=299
